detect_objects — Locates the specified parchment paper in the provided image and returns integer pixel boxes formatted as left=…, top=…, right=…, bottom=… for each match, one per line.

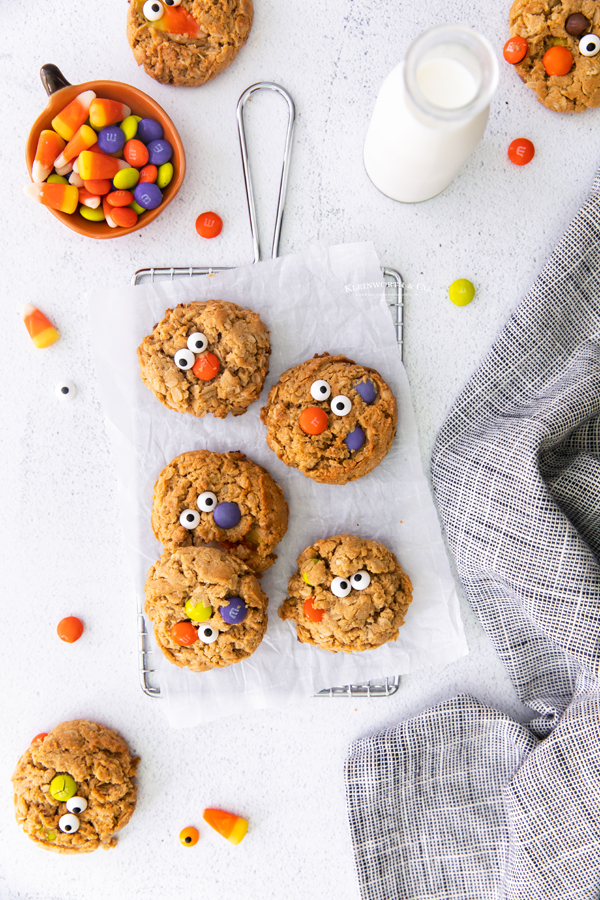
left=88, top=241, right=467, bottom=726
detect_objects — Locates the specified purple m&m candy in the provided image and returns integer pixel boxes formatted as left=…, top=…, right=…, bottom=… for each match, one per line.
left=147, top=139, right=173, bottom=166
left=136, top=118, right=164, bottom=144
left=221, top=597, right=247, bottom=625
left=97, top=125, right=125, bottom=154
left=213, top=501, right=241, bottom=529
left=344, top=426, right=366, bottom=451
left=134, top=182, right=163, bottom=210
left=354, top=379, right=377, bottom=404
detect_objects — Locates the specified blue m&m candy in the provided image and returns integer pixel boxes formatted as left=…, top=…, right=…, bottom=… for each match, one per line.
left=147, top=139, right=173, bottom=166
left=136, top=118, right=164, bottom=143
left=354, top=379, right=377, bottom=404
left=97, top=125, right=125, bottom=154
left=213, top=501, right=241, bottom=529
left=134, top=182, right=163, bottom=210
left=344, top=426, right=366, bottom=451
left=220, top=597, right=247, bottom=625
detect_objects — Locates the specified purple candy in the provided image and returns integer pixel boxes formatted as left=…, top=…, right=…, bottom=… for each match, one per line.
left=354, top=379, right=377, bottom=404
left=147, top=139, right=173, bottom=166
left=97, top=125, right=125, bottom=154
left=220, top=597, right=247, bottom=625
left=134, top=182, right=163, bottom=210
left=213, top=501, right=241, bottom=529
left=344, top=426, right=366, bottom=451
left=136, top=118, right=164, bottom=144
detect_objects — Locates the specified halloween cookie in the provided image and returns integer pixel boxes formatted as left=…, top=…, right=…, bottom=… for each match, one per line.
left=12, top=720, right=139, bottom=854
left=137, top=300, right=270, bottom=419
left=260, top=353, right=397, bottom=485
left=145, top=545, right=268, bottom=671
left=280, top=535, right=412, bottom=653
left=127, top=0, right=253, bottom=87
left=151, top=450, right=288, bottom=575
left=508, top=0, right=600, bottom=111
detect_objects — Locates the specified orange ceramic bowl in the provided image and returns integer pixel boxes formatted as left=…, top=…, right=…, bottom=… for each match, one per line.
left=25, top=65, right=186, bottom=240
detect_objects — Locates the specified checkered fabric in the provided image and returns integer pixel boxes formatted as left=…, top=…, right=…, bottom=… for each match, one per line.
left=346, top=172, right=600, bottom=899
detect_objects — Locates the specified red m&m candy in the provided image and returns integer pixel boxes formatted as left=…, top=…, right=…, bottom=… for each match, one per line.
left=196, top=212, right=223, bottom=238
left=171, top=622, right=198, bottom=646
left=304, top=597, right=324, bottom=622
left=503, top=36, right=528, bottom=64
left=508, top=138, right=535, bottom=166
left=57, top=616, right=84, bottom=643
left=299, top=407, right=328, bottom=435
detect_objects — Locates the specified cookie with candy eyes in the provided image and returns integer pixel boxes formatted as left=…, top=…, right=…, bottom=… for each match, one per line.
left=508, top=0, right=600, bottom=111
left=145, top=545, right=268, bottom=671
left=137, top=300, right=270, bottom=419
left=280, top=534, right=413, bottom=653
left=127, top=0, right=253, bottom=87
left=151, top=450, right=288, bottom=575
left=260, top=353, right=397, bottom=485
left=12, top=720, right=139, bottom=854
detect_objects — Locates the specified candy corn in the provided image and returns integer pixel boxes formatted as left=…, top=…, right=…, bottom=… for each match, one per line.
left=54, top=124, right=97, bottom=168
left=156, top=5, right=204, bottom=37
left=54, top=160, right=73, bottom=177
left=89, top=99, right=131, bottom=130
left=22, top=304, right=60, bottom=349
left=202, top=809, right=248, bottom=845
left=78, top=150, right=121, bottom=181
left=51, top=90, right=96, bottom=141
left=78, top=188, right=102, bottom=209
left=24, top=182, right=79, bottom=214
left=102, top=195, right=117, bottom=228
left=32, top=130, right=66, bottom=183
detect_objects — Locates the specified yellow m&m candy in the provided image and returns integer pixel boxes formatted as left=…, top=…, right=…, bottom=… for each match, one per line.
left=448, top=279, right=475, bottom=307
left=49, top=773, right=77, bottom=801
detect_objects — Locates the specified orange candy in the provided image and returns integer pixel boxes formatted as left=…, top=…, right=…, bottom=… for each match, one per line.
left=304, top=597, right=324, bottom=622
left=203, top=808, right=248, bottom=845
left=24, top=182, right=79, bottom=214
left=78, top=188, right=102, bottom=209
left=22, top=304, right=60, bottom=349
left=32, top=130, right=66, bottom=182
left=54, top=124, right=97, bottom=168
left=139, top=164, right=158, bottom=184
left=31, top=733, right=48, bottom=745
left=89, top=98, right=132, bottom=130
left=84, top=178, right=112, bottom=195
left=180, top=827, right=199, bottom=847
left=57, top=616, right=84, bottom=643
left=196, top=211, right=223, bottom=238
left=299, top=407, right=328, bottom=435
left=106, top=190, right=134, bottom=208
left=508, top=138, right=535, bottom=166
left=503, top=36, right=528, bottom=64
left=542, top=46, right=573, bottom=76
left=110, top=206, right=138, bottom=228
left=124, top=139, right=149, bottom=168
left=171, top=622, right=198, bottom=646
left=78, top=150, right=121, bottom=181
left=102, top=196, right=117, bottom=228
left=192, top=352, right=220, bottom=381
left=51, top=90, right=96, bottom=141
left=156, top=5, right=204, bottom=37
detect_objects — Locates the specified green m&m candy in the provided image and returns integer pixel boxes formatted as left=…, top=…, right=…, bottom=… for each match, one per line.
left=49, top=773, right=77, bottom=802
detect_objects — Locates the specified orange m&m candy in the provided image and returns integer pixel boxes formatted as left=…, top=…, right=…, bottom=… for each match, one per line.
left=31, top=733, right=48, bottom=745
left=111, top=206, right=138, bottom=228
left=508, top=138, right=535, bottom=166
left=196, top=212, right=223, bottom=238
left=124, top=139, right=149, bottom=168
left=57, top=616, right=84, bottom=643
left=84, top=179, right=112, bottom=195
left=139, top=165, right=158, bottom=184
left=299, top=407, right=328, bottom=435
left=106, top=190, right=134, bottom=208
left=542, top=46, right=573, bottom=76
left=180, top=826, right=199, bottom=846
left=171, top=622, right=198, bottom=646
left=304, top=597, right=324, bottom=623
left=192, top=352, right=220, bottom=381
left=503, top=36, right=528, bottom=64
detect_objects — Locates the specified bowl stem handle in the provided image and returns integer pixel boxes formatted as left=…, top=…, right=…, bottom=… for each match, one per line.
left=40, top=64, right=72, bottom=97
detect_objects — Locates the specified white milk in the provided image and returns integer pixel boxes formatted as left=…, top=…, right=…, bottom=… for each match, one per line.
left=364, top=27, right=498, bottom=203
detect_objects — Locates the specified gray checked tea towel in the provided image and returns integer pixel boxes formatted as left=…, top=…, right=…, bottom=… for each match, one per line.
left=346, top=168, right=600, bottom=900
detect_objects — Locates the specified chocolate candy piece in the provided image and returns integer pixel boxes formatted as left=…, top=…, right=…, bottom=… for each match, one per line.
left=344, top=426, right=366, bottom=451
left=50, top=774, right=77, bottom=801
left=97, top=125, right=125, bottom=154
left=213, top=501, right=241, bottom=529
left=221, top=597, right=247, bottom=625
left=565, top=13, right=590, bottom=36
left=354, top=379, right=377, bottom=404
left=136, top=118, right=164, bottom=143
left=134, top=182, right=163, bottom=210
left=147, top=139, right=173, bottom=166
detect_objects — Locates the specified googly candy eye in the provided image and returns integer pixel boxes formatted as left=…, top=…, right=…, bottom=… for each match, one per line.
left=187, top=332, right=208, bottom=353
left=310, top=379, right=331, bottom=401
left=58, top=814, right=80, bottom=834
left=197, top=622, right=219, bottom=644
left=331, top=395, right=352, bottom=417
left=174, top=348, right=195, bottom=370
left=55, top=380, right=77, bottom=400
left=180, top=509, right=200, bottom=529
left=197, top=491, right=217, bottom=512
left=164, top=0, right=182, bottom=5
left=66, top=796, right=88, bottom=814
left=579, top=34, right=600, bottom=57
left=331, top=576, right=351, bottom=598
left=143, top=0, right=164, bottom=20
left=350, top=571, right=371, bottom=591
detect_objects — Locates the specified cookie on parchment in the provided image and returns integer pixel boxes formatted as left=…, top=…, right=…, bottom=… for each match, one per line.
left=280, top=534, right=413, bottom=653
left=260, top=353, right=397, bottom=485
left=151, top=450, right=288, bottom=575
left=145, top=545, right=268, bottom=671
left=509, top=0, right=600, bottom=111
left=127, top=0, right=253, bottom=87
left=137, top=300, right=270, bottom=419
left=12, top=720, right=139, bottom=854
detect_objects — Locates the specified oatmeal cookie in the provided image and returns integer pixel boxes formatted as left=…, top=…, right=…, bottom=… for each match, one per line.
left=151, top=450, right=288, bottom=575
left=280, top=534, right=413, bottom=653
left=260, top=353, right=397, bottom=485
left=509, top=0, right=600, bottom=111
left=145, top=545, right=268, bottom=671
left=12, top=720, right=139, bottom=854
left=127, top=0, right=253, bottom=87
left=137, top=300, right=270, bottom=419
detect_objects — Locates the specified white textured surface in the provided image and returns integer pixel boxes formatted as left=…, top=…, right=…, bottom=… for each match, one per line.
left=1, top=0, right=598, bottom=898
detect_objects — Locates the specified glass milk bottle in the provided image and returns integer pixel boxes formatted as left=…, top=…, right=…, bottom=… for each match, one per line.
left=364, top=25, right=498, bottom=203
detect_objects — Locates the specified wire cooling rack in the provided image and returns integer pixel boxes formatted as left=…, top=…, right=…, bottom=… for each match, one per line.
left=132, top=82, right=404, bottom=700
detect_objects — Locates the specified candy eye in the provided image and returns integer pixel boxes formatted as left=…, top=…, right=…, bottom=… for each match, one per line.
left=310, top=380, right=331, bottom=401
left=58, top=814, right=80, bottom=834
left=579, top=34, right=600, bottom=56
left=187, top=332, right=208, bottom=353
left=331, top=395, right=352, bottom=416
left=350, top=571, right=371, bottom=590
left=174, top=348, right=195, bottom=370
left=197, top=622, right=219, bottom=644
left=180, top=509, right=200, bottom=529
left=66, top=796, right=88, bottom=814
left=143, top=0, right=164, bottom=20
left=331, top=576, right=351, bottom=598
left=164, top=0, right=182, bottom=5
left=197, top=491, right=217, bottom=512
left=55, top=380, right=77, bottom=400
